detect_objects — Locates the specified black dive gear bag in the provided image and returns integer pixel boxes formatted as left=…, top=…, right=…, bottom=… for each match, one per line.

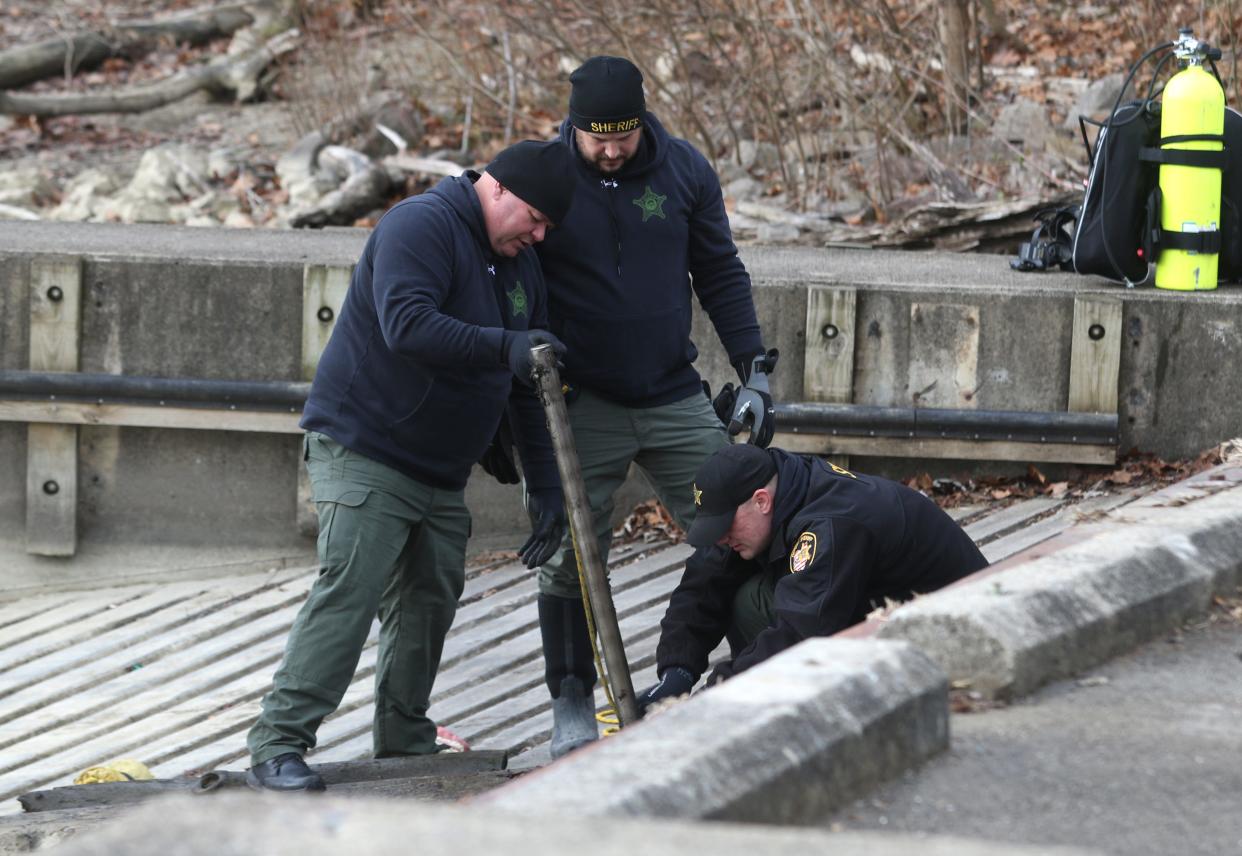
left=1070, top=101, right=1161, bottom=284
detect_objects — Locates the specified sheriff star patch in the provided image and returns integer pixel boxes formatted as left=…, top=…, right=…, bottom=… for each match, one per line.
left=790, top=531, right=817, bottom=572
left=633, top=185, right=667, bottom=222
left=507, top=280, right=528, bottom=317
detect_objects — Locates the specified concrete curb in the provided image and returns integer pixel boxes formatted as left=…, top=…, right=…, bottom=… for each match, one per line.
left=48, top=793, right=1101, bottom=856
left=878, top=465, right=1242, bottom=698
left=477, top=639, right=947, bottom=823
left=478, top=465, right=1242, bottom=823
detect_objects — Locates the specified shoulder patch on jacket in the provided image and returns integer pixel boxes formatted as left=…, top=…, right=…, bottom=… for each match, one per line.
left=790, top=531, right=817, bottom=572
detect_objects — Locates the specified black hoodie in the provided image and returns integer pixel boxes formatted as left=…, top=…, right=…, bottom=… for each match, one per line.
left=300, top=173, right=558, bottom=493
left=535, top=112, right=763, bottom=407
left=655, top=450, right=988, bottom=679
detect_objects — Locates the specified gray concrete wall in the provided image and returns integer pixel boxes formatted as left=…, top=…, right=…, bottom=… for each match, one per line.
left=3, top=221, right=1241, bottom=562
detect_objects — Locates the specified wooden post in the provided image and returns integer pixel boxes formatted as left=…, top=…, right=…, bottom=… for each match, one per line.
left=300, top=265, right=351, bottom=382
left=908, top=302, right=980, bottom=409
left=1068, top=296, right=1123, bottom=414
left=26, top=257, right=82, bottom=556
left=802, top=286, right=857, bottom=466
left=530, top=344, right=638, bottom=726
left=297, top=264, right=351, bottom=536
left=803, top=286, right=857, bottom=404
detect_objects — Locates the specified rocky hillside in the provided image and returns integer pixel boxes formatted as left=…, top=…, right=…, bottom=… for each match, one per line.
left=0, top=1, right=1236, bottom=251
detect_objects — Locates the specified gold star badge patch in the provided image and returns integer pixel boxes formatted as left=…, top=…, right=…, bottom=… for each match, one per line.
left=693, top=483, right=702, bottom=506
left=790, top=531, right=817, bottom=573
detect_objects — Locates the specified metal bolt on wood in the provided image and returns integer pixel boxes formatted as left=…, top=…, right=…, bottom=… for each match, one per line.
left=530, top=344, right=639, bottom=726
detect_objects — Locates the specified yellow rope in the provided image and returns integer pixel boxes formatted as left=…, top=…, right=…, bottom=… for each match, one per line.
left=570, top=522, right=621, bottom=736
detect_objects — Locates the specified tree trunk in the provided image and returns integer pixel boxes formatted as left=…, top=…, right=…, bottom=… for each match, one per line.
left=0, top=28, right=299, bottom=118
left=938, top=0, right=971, bottom=136
left=0, top=3, right=257, bottom=91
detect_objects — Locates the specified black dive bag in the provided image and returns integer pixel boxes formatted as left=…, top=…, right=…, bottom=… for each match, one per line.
left=1071, top=101, right=1160, bottom=284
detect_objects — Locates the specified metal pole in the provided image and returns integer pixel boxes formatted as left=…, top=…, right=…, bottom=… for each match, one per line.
left=530, top=344, right=639, bottom=726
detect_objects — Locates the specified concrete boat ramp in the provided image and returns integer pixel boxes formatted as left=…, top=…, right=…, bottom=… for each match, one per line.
left=5, top=463, right=1240, bottom=856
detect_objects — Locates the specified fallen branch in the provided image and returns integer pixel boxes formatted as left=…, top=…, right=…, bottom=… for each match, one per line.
left=0, top=28, right=299, bottom=118
left=816, top=194, right=1078, bottom=252
left=0, top=2, right=258, bottom=91
left=290, top=145, right=391, bottom=228
left=0, top=203, right=40, bottom=221
left=385, top=154, right=470, bottom=178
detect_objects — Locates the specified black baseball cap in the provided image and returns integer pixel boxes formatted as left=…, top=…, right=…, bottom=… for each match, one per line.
left=485, top=139, right=576, bottom=225
left=686, top=444, right=777, bottom=549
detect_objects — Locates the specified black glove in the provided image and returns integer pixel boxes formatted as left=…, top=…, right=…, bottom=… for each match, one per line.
left=702, top=380, right=738, bottom=427
left=728, top=348, right=779, bottom=448
left=705, top=660, right=735, bottom=687
left=518, top=488, right=566, bottom=569
left=636, top=666, right=698, bottom=716
left=503, top=329, right=566, bottom=386
left=478, top=417, right=519, bottom=484
left=711, top=382, right=736, bottom=427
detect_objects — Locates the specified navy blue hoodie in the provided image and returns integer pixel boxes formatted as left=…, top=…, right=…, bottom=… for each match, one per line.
left=535, top=113, right=763, bottom=407
left=655, top=450, right=988, bottom=678
left=300, top=173, right=558, bottom=492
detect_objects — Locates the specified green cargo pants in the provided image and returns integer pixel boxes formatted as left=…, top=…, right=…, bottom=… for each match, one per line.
left=538, top=389, right=729, bottom=598
left=247, top=432, right=471, bottom=765
left=729, top=565, right=784, bottom=647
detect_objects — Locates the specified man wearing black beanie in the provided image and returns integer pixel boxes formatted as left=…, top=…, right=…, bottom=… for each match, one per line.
left=246, top=140, right=575, bottom=791
left=485, top=55, right=776, bottom=758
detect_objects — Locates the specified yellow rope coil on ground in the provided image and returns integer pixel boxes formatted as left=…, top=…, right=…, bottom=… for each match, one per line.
left=73, top=759, right=154, bottom=785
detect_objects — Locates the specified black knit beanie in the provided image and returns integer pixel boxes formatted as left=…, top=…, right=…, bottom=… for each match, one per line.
left=568, top=56, right=645, bottom=134
left=485, top=139, right=576, bottom=225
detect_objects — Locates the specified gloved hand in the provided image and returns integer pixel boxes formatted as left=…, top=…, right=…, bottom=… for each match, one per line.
left=728, top=348, right=779, bottom=448
left=478, top=418, right=519, bottom=484
left=636, top=666, right=698, bottom=716
left=705, top=660, right=735, bottom=687
left=503, top=329, right=566, bottom=386
left=518, top=488, right=566, bottom=569
left=701, top=380, right=738, bottom=428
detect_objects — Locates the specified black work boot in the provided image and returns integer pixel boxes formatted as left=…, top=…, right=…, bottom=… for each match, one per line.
left=246, top=752, right=325, bottom=792
left=538, top=594, right=598, bottom=759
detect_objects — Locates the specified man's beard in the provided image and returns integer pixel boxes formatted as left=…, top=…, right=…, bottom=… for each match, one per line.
left=587, top=152, right=627, bottom=173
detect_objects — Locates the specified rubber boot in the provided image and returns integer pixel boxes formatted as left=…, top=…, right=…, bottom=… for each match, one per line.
left=549, top=675, right=597, bottom=758
left=538, top=594, right=598, bottom=758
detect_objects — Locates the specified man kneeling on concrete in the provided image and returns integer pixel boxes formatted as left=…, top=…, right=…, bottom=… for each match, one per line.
left=637, top=445, right=988, bottom=710
left=245, top=140, right=575, bottom=791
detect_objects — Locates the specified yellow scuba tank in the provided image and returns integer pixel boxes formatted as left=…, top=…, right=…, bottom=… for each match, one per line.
left=1156, top=29, right=1226, bottom=291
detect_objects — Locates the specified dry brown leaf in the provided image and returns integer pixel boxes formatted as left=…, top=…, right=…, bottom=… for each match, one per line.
left=949, top=689, right=1007, bottom=714
left=990, top=48, right=1023, bottom=66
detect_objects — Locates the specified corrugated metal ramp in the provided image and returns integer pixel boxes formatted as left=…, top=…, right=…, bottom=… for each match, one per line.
left=0, top=487, right=1142, bottom=811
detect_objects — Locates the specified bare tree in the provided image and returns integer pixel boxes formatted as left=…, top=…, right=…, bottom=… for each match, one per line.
left=938, top=0, right=971, bottom=137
